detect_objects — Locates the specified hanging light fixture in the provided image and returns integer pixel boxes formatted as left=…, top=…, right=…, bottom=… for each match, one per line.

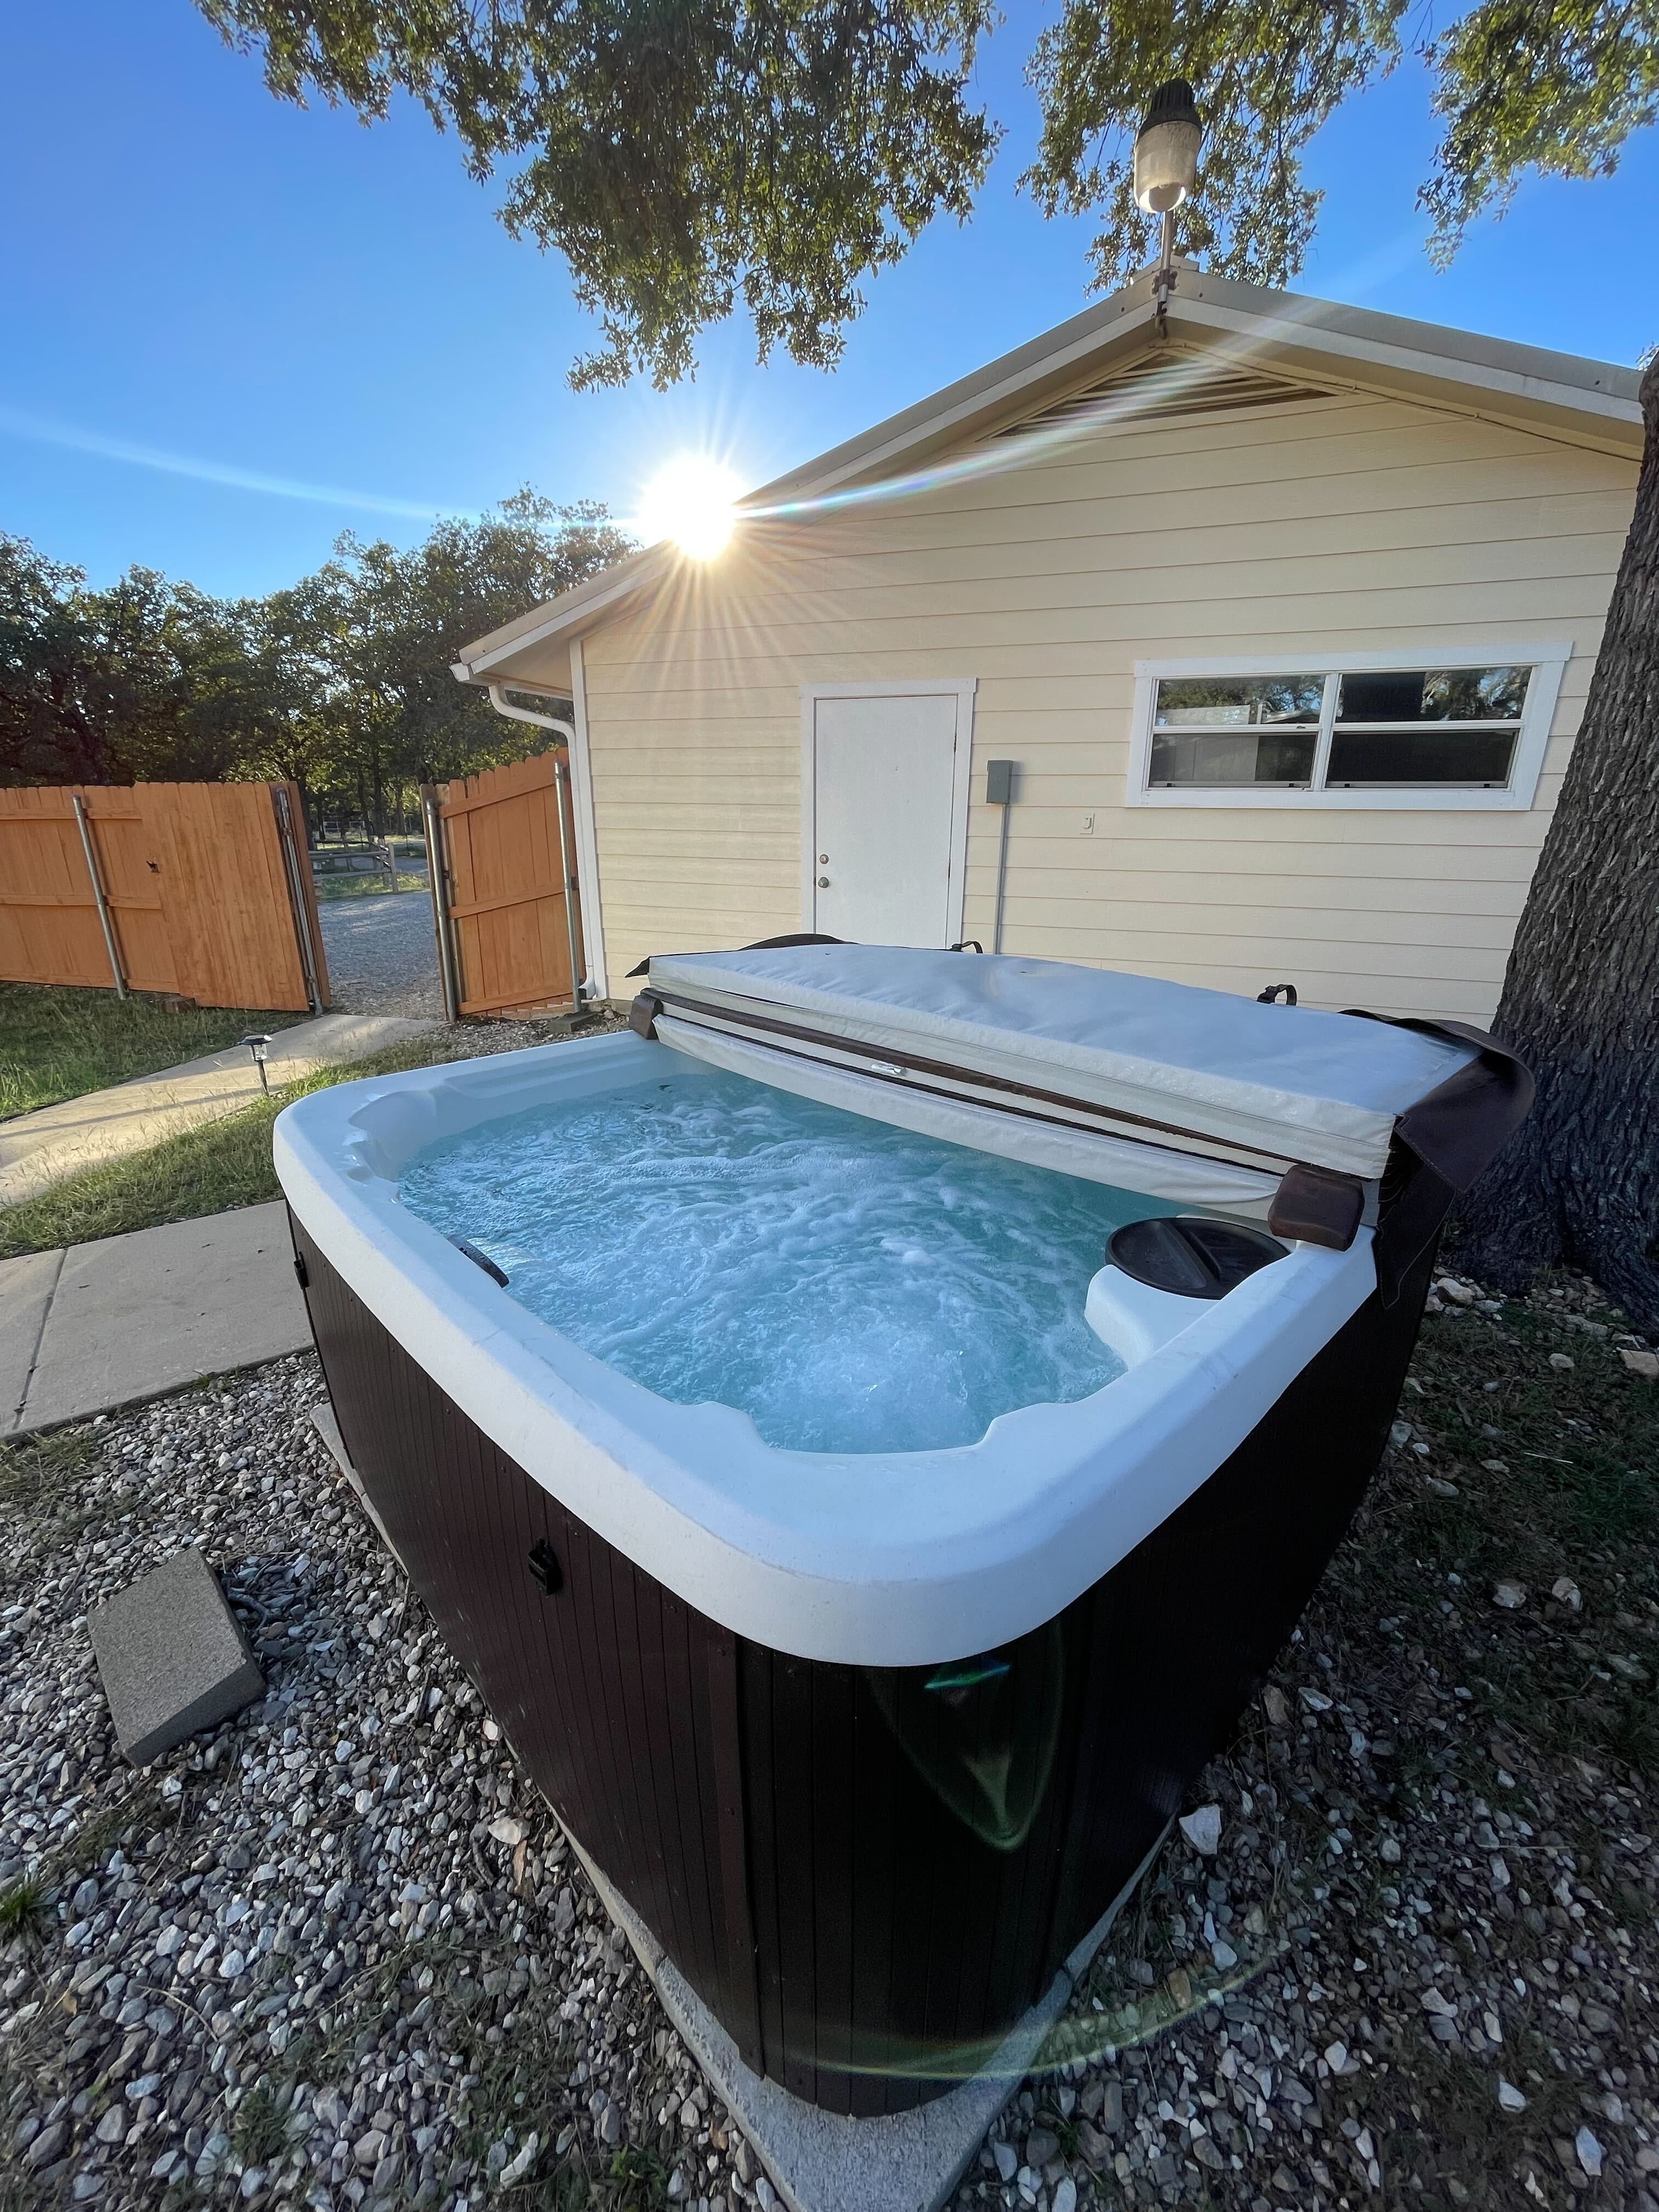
left=1133, top=79, right=1203, bottom=330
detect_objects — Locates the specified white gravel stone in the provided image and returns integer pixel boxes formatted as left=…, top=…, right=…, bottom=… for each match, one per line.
left=1178, top=1805, right=1222, bottom=1855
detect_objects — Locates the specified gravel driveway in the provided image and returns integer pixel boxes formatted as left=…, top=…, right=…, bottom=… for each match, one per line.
left=317, top=896, right=442, bottom=1022
left=2, top=1269, right=1656, bottom=2211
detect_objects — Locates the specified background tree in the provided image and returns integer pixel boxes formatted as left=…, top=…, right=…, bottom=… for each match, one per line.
left=193, top=0, right=1658, bottom=374
left=193, top=0, right=999, bottom=390
left=1, top=537, right=113, bottom=784
left=0, top=540, right=260, bottom=786
left=296, top=492, right=634, bottom=834
left=0, top=494, right=634, bottom=825
left=1023, top=0, right=1659, bottom=291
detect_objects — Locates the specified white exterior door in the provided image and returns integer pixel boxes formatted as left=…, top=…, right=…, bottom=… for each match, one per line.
left=806, top=688, right=969, bottom=946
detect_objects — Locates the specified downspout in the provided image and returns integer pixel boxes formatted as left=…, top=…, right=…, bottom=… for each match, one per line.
left=485, top=682, right=586, bottom=1010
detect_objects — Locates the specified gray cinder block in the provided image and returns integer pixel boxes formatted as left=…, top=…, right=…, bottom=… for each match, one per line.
left=88, top=1548, right=264, bottom=1766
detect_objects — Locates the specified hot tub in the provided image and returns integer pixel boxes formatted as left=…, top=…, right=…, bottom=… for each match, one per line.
left=274, top=945, right=1528, bottom=2113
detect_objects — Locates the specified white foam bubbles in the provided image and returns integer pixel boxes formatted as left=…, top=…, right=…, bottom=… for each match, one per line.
left=399, top=1070, right=1169, bottom=1455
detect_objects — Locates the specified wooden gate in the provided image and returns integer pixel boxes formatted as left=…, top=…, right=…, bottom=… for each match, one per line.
left=424, top=752, right=584, bottom=1019
left=0, top=781, right=329, bottom=1013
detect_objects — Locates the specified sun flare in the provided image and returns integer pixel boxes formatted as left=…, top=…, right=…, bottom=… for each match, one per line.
left=637, top=454, right=741, bottom=560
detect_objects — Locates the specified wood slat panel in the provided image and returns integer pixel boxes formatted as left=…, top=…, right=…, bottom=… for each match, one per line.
left=0, top=790, right=116, bottom=988
left=438, top=751, right=584, bottom=1017
left=0, top=780, right=321, bottom=1009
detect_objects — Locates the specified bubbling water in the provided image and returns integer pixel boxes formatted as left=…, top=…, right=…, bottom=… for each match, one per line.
left=398, top=1068, right=1169, bottom=1455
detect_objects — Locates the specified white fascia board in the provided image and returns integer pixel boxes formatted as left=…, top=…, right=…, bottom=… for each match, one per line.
left=757, top=300, right=1164, bottom=505
left=753, top=276, right=1638, bottom=512
left=454, top=556, right=668, bottom=682
left=1172, top=295, right=1643, bottom=430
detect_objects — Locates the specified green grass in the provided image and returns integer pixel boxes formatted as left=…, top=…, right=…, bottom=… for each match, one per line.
left=229, top=2084, right=289, bottom=2168
left=0, top=1876, right=44, bottom=1938
left=312, top=870, right=428, bottom=900
left=0, top=1031, right=484, bottom=1258
left=0, top=981, right=301, bottom=1121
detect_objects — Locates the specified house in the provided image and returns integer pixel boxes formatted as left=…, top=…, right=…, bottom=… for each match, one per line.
left=452, top=266, right=1643, bottom=1023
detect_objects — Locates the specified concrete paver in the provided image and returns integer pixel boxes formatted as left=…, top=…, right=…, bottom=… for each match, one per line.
left=0, top=1011, right=436, bottom=1207
left=88, top=1546, right=265, bottom=1765
left=0, top=1248, right=64, bottom=1431
left=5, top=1201, right=310, bottom=1435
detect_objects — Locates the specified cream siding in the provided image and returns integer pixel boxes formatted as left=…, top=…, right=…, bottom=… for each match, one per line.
left=577, top=388, right=1637, bottom=1022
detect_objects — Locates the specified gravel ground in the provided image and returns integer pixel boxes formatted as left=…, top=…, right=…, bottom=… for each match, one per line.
left=2, top=1265, right=1655, bottom=2212
left=977, top=1268, right=1659, bottom=2212
left=0, top=1358, right=755, bottom=2212
left=318, top=899, right=442, bottom=1021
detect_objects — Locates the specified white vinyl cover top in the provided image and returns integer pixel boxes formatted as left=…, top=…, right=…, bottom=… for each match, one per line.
left=649, top=945, right=1477, bottom=1180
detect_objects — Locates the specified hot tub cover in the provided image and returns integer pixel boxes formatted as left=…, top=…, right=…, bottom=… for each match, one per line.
left=643, top=945, right=1480, bottom=1182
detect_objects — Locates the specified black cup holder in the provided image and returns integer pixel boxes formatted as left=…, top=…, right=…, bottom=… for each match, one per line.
left=1107, top=1216, right=1288, bottom=1300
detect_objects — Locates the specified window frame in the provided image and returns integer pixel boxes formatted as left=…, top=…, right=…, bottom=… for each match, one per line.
left=1126, top=644, right=1571, bottom=811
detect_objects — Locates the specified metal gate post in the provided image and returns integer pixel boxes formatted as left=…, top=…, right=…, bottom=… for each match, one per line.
left=421, top=784, right=461, bottom=1024
left=272, top=785, right=326, bottom=1014
left=553, top=756, right=584, bottom=1012
left=71, top=793, right=126, bottom=997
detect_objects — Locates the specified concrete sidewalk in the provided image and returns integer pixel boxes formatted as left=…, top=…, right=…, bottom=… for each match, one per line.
left=1, top=1200, right=311, bottom=1436
left=0, top=1012, right=436, bottom=1207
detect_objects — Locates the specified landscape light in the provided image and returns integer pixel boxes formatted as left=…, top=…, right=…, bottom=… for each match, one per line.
left=242, top=1032, right=273, bottom=1094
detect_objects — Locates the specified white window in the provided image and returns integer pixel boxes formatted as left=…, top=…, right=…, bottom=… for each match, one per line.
left=1127, top=645, right=1571, bottom=811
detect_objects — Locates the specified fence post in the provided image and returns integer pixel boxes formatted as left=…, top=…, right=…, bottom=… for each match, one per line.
left=421, top=784, right=461, bottom=1024
left=271, top=785, right=325, bottom=1014
left=71, top=793, right=126, bottom=997
left=553, top=755, right=584, bottom=1011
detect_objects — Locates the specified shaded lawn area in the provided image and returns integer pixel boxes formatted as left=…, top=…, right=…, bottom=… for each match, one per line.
left=0, top=982, right=300, bottom=1121
left=0, top=1033, right=453, bottom=1257
left=0, top=1014, right=622, bottom=1257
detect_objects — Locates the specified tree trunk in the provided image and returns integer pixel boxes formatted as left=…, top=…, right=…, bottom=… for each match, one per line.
left=1451, top=357, right=1659, bottom=1331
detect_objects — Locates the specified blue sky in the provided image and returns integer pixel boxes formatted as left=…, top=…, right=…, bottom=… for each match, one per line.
left=2, top=1, right=1654, bottom=597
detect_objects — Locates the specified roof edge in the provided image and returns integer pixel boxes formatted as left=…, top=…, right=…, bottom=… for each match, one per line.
left=454, top=549, right=667, bottom=679
left=453, top=266, right=1643, bottom=682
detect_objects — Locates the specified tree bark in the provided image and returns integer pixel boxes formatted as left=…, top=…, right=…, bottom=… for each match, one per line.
left=1451, top=357, right=1659, bottom=1330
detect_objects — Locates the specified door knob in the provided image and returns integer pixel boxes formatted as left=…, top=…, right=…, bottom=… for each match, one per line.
left=817, top=876, right=830, bottom=888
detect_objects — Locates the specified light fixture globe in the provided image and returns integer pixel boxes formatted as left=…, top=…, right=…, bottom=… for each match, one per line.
left=1133, top=78, right=1202, bottom=214
left=639, top=455, right=741, bottom=562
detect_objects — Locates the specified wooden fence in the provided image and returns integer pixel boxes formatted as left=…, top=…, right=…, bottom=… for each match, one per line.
left=424, top=752, right=584, bottom=1019
left=0, top=781, right=329, bottom=1013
